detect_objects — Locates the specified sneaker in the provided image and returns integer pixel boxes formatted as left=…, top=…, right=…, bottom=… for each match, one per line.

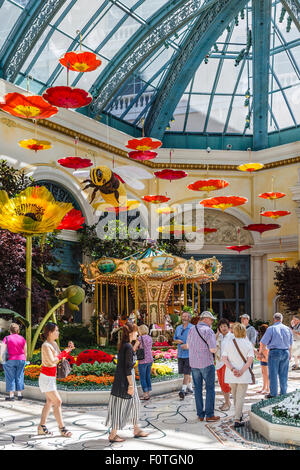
left=17, top=396, right=23, bottom=401
left=178, top=390, right=185, bottom=400
left=186, top=388, right=194, bottom=394
left=5, top=397, right=14, bottom=401
left=234, top=420, right=245, bottom=428
left=264, top=394, right=276, bottom=399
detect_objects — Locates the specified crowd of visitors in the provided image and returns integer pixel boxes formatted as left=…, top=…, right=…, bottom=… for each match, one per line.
left=0, top=310, right=298, bottom=440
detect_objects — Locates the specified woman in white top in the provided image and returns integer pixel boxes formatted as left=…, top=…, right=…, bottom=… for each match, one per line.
left=215, top=318, right=234, bottom=411
left=222, top=323, right=254, bottom=428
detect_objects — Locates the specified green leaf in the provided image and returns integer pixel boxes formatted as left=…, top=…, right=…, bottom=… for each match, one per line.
left=0, top=309, right=30, bottom=328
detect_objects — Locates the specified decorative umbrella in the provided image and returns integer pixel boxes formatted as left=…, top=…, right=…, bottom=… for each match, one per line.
left=58, top=157, right=93, bottom=169
left=259, top=192, right=286, bottom=200
left=42, top=86, right=92, bottom=109
left=197, top=227, right=218, bottom=234
left=260, top=210, right=291, bottom=219
left=142, top=195, right=170, bottom=204
left=154, top=169, right=187, bottom=181
left=227, top=245, right=252, bottom=253
left=126, top=137, right=162, bottom=151
left=237, top=148, right=264, bottom=173
left=243, top=223, right=281, bottom=234
left=157, top=225, right=197, bottom=236
left=128, top=150, right=157, bottom=161
left=59, top=30, right=102, bottom=73
left=19, top=139, right=52, bottom=152
left=268, top=257, right=292, bottom=265
left=188, top=179, right=229, bottom=193
left=200, top=196, right=248, bottom=211
left=57, top=209, right=85, bottom=230
left=156, top=206, right=177, bottom=215
left=92, top=200, right=140, bottom=213
left=0, top=92, right=58, bottom=119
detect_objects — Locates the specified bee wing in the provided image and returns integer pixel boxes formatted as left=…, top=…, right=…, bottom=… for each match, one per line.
left=73, top=169, right=91, bottom=179
left=114, top=166, right=153, bottom=189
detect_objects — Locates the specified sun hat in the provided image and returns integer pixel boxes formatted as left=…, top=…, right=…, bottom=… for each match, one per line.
left=240, top=314, right=250, bottom=320
left=200, top=311, right=215, bottom=320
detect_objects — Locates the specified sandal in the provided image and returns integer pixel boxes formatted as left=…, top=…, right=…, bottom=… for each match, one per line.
left=59, top=426, right=72, bottom=438
left=219, top=403, right=230, bottom=411
left=109, top=434, right=125, bottom=443
left=140, top=396, right=150, bottom=401
left=38, top=425, right=53, bottom=436
left=134, top=430, right=149, bottom=438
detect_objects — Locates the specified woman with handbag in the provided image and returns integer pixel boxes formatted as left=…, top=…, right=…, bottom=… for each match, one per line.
left=222, top=323, right=255, bottom=428
left=105, top=322, right=149, bottom=443
left=38, top=322, right=75, bottom=437
left=137, top=324, right=153, bottom=401
left=2, top=323, right=27, bottom=401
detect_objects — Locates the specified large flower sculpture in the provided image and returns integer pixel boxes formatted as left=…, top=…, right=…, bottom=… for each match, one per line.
left=260, top=210, right=291, bottom=219
left=128, top=150, right=157, bottom=161
left=259, top=192, right=286, bottom=200
left=243, top=223, right=281, bottom=234
left=57, top=209, right=85, bottom=231
left=42, top=86, right=92, bottom=109
left=188, top=179, right=229, bottom=193
left=142, top=195, right=170, bottom=204
left=19, top=139, right=52, bottom=152
left=126, top=137, right=162, bottom=151
left=200, top=196, right=248, bottom=211
left=58, top=157, right=93, bottom=169
left=59, top=51, right=102, bottom=73
left=0, top=92, right=58, bottom=119
left=154, top=169, right=187, bottom=181
left=0, top=186, right=73, bottom=235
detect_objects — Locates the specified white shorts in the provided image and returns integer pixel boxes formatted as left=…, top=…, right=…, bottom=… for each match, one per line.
left=39, top=373, right=57, bottom=393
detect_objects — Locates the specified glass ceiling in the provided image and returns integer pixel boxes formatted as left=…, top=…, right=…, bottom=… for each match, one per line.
left=0, top=0, right=299, bottom=149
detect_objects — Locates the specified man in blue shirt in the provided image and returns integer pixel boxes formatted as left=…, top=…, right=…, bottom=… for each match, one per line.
left=260, top=312, right=293, bottom=398
left=173, top=311, right=193, bottom=400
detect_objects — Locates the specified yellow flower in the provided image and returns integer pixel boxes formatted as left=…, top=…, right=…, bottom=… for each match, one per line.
left=0, top=186, right=73, bottom=235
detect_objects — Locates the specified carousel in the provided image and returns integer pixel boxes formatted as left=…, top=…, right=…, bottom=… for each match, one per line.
left=81, top=246, right=222, bottom=343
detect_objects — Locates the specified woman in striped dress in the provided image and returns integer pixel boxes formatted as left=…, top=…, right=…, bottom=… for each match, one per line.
left=106, top=322, right=149, bottom=443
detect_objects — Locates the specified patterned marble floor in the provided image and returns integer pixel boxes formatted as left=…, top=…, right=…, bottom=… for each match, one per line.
left=0, top=366, right=299, bottom=451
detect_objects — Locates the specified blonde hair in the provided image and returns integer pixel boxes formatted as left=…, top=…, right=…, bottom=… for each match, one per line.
left=138, top=324, right=149, bottom=335
left=10, top=323, right=20, bottom=334
left=233, top=323, right=247, bottom=338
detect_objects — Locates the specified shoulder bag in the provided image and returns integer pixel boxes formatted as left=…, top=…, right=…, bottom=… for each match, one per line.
left=232, top=339, right=255, bottom=385
left=136, top=335, right=145, bottom=361
left=0, top=337, right=9, bottom=365
left=195, top=326, right=215, bottom=360
left=56, top=357, right=71, bottom=379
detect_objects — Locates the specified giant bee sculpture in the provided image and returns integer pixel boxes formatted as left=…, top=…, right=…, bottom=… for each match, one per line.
left=82, top=166, right=127, bottom=207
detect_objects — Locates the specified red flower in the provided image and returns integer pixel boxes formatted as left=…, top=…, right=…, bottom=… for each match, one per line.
left=59, top=51, right=101, bottom=73
left=57, top=209, right=85, bottom=231
left=126, top=137, right=162, bottom=151
left=76, top=349, right=113, bottom=366
left=142, top=195, right=170, bottom=204
left=0, top=92, right=58, bottom=119
left=154, top=169, right=187, bottom=181
left=243, top=223, right=281, bottom=234
left=58, top=157, right=93, bottom=169
left=42, top=86, right=92, bottom=109
left=226, top=245, right=252, bottom=253
left=128, top=150, right=157, bottom=161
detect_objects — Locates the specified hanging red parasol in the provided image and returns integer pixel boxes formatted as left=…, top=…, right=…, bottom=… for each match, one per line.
left=57, top=209, right=85, bottom=231
left=58, top=157, right=93, bottom=169
left=128, top=150, right=157, bottom=161
left=197, top=227, right=218, bottom=234
left=42, top=86, right=92, bottom=109
left=59, top=51, right=102, bottom=73
left=259, top=192, right=286, bottom=200
left=188, top=179, right=229, bottom=193
left=126, top=137, right=162, bottom=151
left=154, top=169, right=187, bottom=181
left=142, top=195, right=170, bottom=204
left=0, top=92, right=58, bottom=119
left=226, top=245, right=252, bottom=253
left=200, top=196, right=248, bottom=211
left=243, top=223, right=281, bottom=234
left=19, top=139, right=52, bottom=152
left=260, top=210, right=291, bottom=219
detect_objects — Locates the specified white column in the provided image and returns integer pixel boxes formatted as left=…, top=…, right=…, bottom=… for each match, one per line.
left=251, top=255, right=265, bottom=321
left=291, top=168, right=300, bottom=259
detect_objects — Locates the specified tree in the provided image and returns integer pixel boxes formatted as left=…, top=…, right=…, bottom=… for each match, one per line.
left=274, top=261, right=300, bottom=314
left=0, top=159, right=33, bottom=197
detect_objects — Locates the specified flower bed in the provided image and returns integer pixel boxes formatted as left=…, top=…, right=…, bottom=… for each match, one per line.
left=272, top=390, right=300, bottom=421
left=251, top=391, right=300, bottom=428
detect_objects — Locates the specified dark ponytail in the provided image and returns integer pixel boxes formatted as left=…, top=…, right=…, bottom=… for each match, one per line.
left=42, top=322, right=58, bottom=342
left=118, top=322, right=138, bottom=352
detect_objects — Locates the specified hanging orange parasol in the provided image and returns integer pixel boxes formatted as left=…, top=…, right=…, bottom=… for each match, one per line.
left=188, top=179, right=229, bottom=193
left=0, top=92, right=58, bottom=119
left=260, top=210, right=291, bottom=219
left=142, top=195, right=170, bottom=204
left=19, top=139, right=52, bottom=152
left=200, top=196, right=248, bottom=211
left=59, top=51, right=101, bottom=73
left=268, top=257, right=292, bottom=265
left=126, top=137, right=162, bottom=151
left=259, top=192, right=286, bottom=200
left=237, top=162, right=264, bottom=172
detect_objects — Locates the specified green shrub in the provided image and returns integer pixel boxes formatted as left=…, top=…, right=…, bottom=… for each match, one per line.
left=72, top=361, right=116, bottom=377
left=58, top=323, right=95, bottom=348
